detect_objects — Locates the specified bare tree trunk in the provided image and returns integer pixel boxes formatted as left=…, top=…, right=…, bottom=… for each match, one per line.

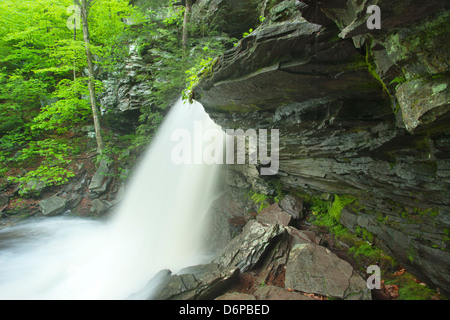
left=73, top=13, right=77, bottom=81
left=76, top=0, right=104, bottom=153
left=182, top=0, right=192, bottom=50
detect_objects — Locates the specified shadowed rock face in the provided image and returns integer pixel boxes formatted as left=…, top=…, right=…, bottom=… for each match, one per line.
left=193, top=1, right=450, bottom=293
left=191, top=0, right=263, bottom=38
left=195, top=19, right=384, bottom=116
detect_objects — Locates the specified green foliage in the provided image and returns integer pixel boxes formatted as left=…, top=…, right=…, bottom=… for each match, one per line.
left=0, top=0, right=133, bottom=193
left=249, top=191, right=270, bottom=212
left=306, top=193, right=356, bottom=225
left=386, top=273, right=441, bottom=300
left=270, top=179, right=285, bottom=203
left=242, top=28, right=253, bottom=38
left=295, top=190, right=397, bottom=271
left=31, top=78, right=95, bottom=133
left=355, top=226, right=374, bottom=243
left=6, top=139, right=76, bottom=195
left=127, top=3, right=231, bottom=151
left=390, top=75, right=406, bottom=90
left=183, top=56, right=217, bottom=103
left=328, top=194, right=356, bottom=222
left=246, top=178, right=286, bottom=212
left=364, top=43, right=391, bottom=97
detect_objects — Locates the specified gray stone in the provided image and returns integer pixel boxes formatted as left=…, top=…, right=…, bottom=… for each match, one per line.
left=90, top=199, right=112, bottom=214
left=20, top=179, right=47, bottom=196
left=67, top=193, right=83, bottom=209
left=228, top=165, right=272, bottom=194
left=285, top=243, right=371, bottom=300
left=0, top=195, right=9, bottom=211
left=191, top=0, right=262, bottom=38
left=213, top=220, right=284, bottom=272
left=81, top=125, right=95, bottom=133
left=286, top=227, right=319, bottom=245
left=39, top=196, right=68, bottom=216
left=128, top=269, right=173, bottom=300
left=88, top=159, right=112, bottom=198
left=256, top=203, right=291, bottom=226
left=279, top=195, right=303, bottom=219
left=137, top=264, right=239, bottom=300
left=396, top=79, right=449, bottom=133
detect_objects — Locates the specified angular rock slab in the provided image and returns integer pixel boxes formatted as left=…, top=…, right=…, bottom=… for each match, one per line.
left=39, top=196, right=68, bottom=216
left=285, top=243, right=371, bottom=300
left=256, top=203, right=292, bottom=227
left=0, top=194, right=9, bottom=211
left=90, top=198, right=113, bottom=214
left=279, top=195, right=304, bottom=219
left=132, top=264, right=239, bottom=300
left=213, top=220, right=284, bottom=272
left=88, top=159, right=111, bottom=199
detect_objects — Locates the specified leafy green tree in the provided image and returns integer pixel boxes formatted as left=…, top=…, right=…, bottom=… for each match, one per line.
left=74, top=0, right=105, bottom=153
left=0, top=0, right=133, bottom=193
left=182, top=0, right=193, bottom=49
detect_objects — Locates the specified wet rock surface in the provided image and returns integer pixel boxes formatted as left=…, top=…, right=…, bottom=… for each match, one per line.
left=213, top=219, right=284, bottom=273
left=142, top=209, right=371, bottom=300
left=39, top=196, right=68, bottom=216
left=279, top=195, right=303, bottom=219
left=133, top=264, right=239, bottom=300
left=194, top=0, right=450, bottom=293
left=256, top=203, right=292, bottom=227
left=88, top=159, right=112, bottom=199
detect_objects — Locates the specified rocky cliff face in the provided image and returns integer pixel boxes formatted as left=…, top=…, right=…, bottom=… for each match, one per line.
left=98, top=44, right=151, bottom=133
left=193, top=0, right=450, bottom=293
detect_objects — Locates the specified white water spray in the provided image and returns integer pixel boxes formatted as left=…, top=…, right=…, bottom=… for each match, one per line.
left=0, top=99, right=224, bottom=300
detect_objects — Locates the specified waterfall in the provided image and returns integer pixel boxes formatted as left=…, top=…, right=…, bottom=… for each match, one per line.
left=0, top=99, right=224, bottom=300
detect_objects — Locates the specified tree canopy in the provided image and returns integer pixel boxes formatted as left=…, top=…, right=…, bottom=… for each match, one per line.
left=0, top=0, right=232, bottom=195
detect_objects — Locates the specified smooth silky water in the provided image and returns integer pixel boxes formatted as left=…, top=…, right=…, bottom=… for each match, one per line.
left=0, top=99, right=224, bottom=299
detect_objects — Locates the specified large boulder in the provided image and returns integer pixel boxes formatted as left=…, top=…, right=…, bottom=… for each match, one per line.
left=132, top=263, right=239, bottom=300
left=285, top=243, right=371, bottom=300
left=279, top=195, right=303, bottom=219
left=39, top=196, right=68, bottom=216
left=194, top=18, right=383, bottom=114
left=256, top=203, right=292, bottom=227
left=213, top=219, right=284, bottom=272
left=89, top=198, right=113, bottom=214
left=88, top=159, right=112, bottom=199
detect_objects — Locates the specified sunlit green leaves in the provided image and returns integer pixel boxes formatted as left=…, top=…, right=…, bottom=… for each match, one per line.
left=5, top=138, right=76, bottom=195
left=0, top=0, right=134, bottom=191
left=31, top=78, right=94, bottom=133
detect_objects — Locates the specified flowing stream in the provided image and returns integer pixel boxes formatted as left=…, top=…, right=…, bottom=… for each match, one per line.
left=0, top=99, right=224, bottom=299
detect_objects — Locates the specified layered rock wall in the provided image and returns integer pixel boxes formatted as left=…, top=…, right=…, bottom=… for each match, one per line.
left=193, top=0, right=450, bottom=293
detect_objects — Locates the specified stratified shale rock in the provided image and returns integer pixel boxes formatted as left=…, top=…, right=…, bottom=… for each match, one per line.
left=194, top=0, right=450, bottom=293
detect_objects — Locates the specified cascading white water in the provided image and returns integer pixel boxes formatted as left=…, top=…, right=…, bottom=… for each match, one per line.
left=0, top=99, right=224, bottom=300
